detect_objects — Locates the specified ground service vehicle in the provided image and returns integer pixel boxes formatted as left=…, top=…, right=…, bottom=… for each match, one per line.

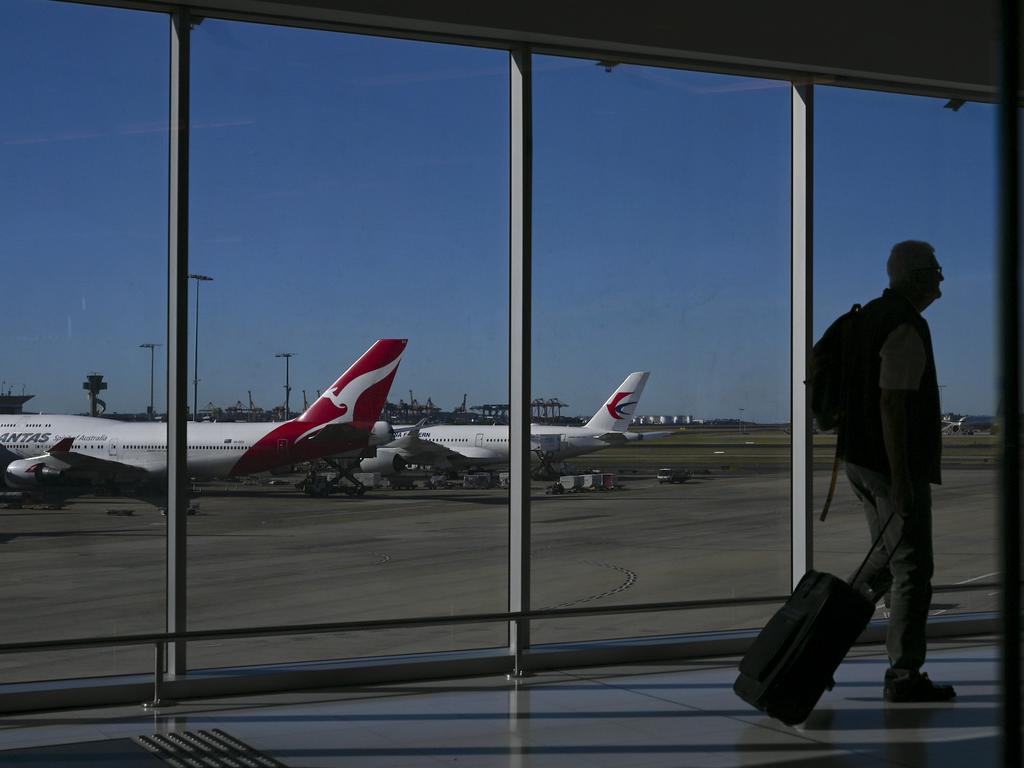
left=657, top=467, right=690, bottom=484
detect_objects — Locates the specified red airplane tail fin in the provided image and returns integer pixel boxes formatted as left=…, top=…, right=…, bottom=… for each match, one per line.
left=297, top=339, right=407, bottom=430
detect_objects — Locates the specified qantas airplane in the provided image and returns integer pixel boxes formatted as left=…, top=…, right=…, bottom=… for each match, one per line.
left=358, top=371, right=673, bottom=476
left=1, top=339, right=407, bottom=494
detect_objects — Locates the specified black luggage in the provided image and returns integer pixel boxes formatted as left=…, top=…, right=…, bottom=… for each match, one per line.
left=733, top=513, right=898, bottom=725
left=733, top=570, right=875, bottom=725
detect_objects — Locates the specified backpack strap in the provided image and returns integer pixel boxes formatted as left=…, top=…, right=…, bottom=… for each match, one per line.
left=819, top=450, right=841, bottom=521
left=849, top=508, right=904, bottom=587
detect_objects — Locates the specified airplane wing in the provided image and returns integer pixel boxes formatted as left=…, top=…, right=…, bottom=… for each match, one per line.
left=598, top=430, right=677, bottom=444
left=453, top=447, right=499, bottom=460
left=388, top=426, right=464, bottom=464
left=46, top=438, right=149, bottom=478
left=303, top=422, right=370, bottom=444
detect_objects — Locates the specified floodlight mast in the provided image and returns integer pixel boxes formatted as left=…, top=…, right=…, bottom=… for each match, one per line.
left=275, top=352, right=295, bottom=419
left=188, top=273, right=213, bottom=421
left=139, top=343, right=161, bottom=419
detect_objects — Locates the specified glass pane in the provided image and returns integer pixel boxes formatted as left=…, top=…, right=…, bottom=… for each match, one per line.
left=531, top=56, right=791, bottom=643
left=0, top=0, right=168, bottom=682
left=187, top=20, right=509, bottom=669
left=814, top=87, right=998, bottom=620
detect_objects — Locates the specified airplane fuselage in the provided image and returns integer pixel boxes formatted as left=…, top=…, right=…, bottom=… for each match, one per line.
left=1, top=415, right=377, bottom=488
left=2, top=339, right=407, bottom=493
left=388, top=423, right=628, bottom=470
left=361, top=371, right=667, bottom=475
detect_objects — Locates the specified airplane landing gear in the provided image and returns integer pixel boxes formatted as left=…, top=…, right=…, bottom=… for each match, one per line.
left=303, top=456, right=372, bottom=499
left=531, top=450, right=565, bottom=480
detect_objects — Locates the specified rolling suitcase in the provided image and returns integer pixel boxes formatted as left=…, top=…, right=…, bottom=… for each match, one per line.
left=733, top=513, right=898, bottom=725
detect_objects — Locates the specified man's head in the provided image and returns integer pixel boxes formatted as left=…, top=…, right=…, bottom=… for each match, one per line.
left=887, top=240, right=943, bottom=311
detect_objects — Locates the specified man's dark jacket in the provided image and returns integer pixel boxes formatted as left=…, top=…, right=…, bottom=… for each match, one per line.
left=838, top=288, right=942, bottom=485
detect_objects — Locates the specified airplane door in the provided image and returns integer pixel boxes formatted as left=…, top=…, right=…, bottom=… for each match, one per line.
left=475, top=433, right=484, bottom=448
left=108, top=439, right=118, bottom=458
left=277, top=438, right=289, bottom=455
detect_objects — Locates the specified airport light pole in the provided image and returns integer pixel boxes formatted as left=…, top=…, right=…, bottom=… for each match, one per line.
left=188, top=273, right=213, bottom=421
left=139, top=343, right=161, bottom=420
left=739, top=408, right=744, bottom=434
left=276, top=352, right=295, bottom=420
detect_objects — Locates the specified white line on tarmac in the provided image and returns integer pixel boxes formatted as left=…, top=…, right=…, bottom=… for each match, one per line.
left=955, top=571, right=1000, bottom=585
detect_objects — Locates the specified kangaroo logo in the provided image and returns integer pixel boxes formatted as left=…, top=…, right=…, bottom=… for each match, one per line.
left=606, top=391, right=637, bottom=420
left=324, top=357, right=400, bottom=415
left=326, top=385, right=349, bottom=418
left=297, top=353, right=402, bottom=443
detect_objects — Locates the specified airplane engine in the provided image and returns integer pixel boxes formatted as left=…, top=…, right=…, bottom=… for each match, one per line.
left=5, top=459, right=64, bottom=488
left=369, top=420, right=394, bottom=445
left=358, top=449, right=407, bottom=475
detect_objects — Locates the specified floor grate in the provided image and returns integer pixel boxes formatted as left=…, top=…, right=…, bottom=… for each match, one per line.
left=135, top=729, right=288, bottom=768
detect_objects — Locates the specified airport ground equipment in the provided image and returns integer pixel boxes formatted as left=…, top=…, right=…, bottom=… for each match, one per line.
left=0, top=490, right=27, bottom=508
left=657, top=467, right=691, bottom=484
left=552, top=472, right=618, bottom=492
left=463, top=472, right=492, bottom=489
left=353, top=472, right=384, bottom=488
left=425, top=474, right=456, bottom=490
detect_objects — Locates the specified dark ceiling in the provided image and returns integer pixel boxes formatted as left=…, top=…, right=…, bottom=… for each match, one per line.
left=171, top=1, right=1018, bottom=100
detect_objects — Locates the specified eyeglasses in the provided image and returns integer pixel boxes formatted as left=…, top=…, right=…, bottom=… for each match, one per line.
left=914, top=266, right=943, bottom=277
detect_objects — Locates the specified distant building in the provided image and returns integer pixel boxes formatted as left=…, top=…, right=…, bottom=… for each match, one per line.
left=632, top=414, right=697, bottom=426
left=0, top=393, right=33, bottom=415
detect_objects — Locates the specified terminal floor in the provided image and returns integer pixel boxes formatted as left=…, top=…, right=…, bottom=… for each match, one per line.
left=0, top=638, right=1003, bottom=767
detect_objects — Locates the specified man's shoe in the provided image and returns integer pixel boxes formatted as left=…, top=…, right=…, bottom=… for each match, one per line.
left=883, top=672, right=956, bottom=703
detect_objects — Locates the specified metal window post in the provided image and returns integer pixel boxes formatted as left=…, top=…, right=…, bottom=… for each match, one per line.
left=791, top=83, right=813, bottom=588
left=509, top=47, right=532, bottom=674
left=167, top=8, right=191, bottom=676
left=997, top=0, right=1021, bottom=763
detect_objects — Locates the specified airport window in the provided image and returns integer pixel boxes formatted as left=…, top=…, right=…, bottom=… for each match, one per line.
left=0, top=0, right=168, bottom=684
left=0, top=4, right=1003, bottom=712
left=531, top=56, right=791, bottom=643
left=187, top=18, right=509, bottom=669
left=813, top=86, right=998, bottom=618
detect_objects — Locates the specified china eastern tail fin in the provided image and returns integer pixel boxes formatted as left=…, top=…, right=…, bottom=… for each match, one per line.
left=297, top=339, right=407, bottom=430
left=584, top=371, right=649, bottom=434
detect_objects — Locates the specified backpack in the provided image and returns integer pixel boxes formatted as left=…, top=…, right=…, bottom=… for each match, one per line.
left=809, top=303, right=861, bottom=432
left=809, top=303, right=860, bottom=520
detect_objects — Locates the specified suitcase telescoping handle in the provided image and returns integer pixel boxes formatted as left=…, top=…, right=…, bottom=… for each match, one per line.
left=848, top=509, right=904, bottom=588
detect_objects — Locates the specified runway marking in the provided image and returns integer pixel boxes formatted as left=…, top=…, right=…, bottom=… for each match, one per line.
left=536, top=514, right=608, bottom=525
left=546, top=560, right=637, bottom=609
left=955, top=571, right=999, bottom=585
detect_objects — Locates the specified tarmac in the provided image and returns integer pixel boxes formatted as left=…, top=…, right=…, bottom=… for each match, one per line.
left=0, top=464, right=1000, bottom=684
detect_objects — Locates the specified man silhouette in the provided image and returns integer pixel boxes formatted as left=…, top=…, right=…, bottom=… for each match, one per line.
left=840, top=240, right=955, bottom=703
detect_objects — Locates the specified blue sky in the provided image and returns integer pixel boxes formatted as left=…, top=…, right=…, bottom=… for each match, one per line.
left=1, top=1, right=999, bottom=421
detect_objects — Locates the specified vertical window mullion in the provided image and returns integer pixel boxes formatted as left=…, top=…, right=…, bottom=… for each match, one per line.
left=167, top=7, right=191, bottom=676
left=791, top=83, right=813, bottom=589
left=509, top=47, right=532, bottom=672
left=996, top=0, right=1021, bottom=761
